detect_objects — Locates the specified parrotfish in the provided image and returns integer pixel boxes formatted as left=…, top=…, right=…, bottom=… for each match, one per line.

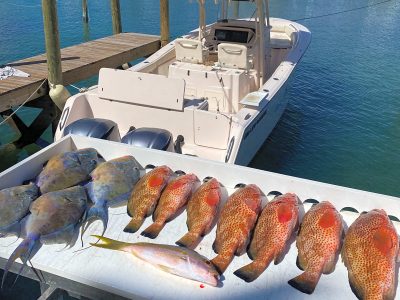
left=288, top=201, right=343, bottom=294
left=234, top=193, right=301, bottom=282
left=124, top=165, right=174, bottom=233
left=90, top=235, right=220, bottom=287
left=176, top=178, right=222, bottom=249
left=141, top=174, right=199, bottom=239
left=211, top=184, right=262, bottom=274
left=1, top=186, right=87, bottom=288
left=342, top=209, right=399, bottom=300
left=36, top=148, right=99, bottom=194
left=0, top=183, right=39, bottom=237
left=84, top=156, right=141, bottom=235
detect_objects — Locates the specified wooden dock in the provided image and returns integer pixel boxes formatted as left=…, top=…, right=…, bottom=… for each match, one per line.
left=0, top=33, right=160, bottom=112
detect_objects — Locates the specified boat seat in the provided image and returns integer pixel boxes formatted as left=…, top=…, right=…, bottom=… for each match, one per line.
left=63, top=118, right=121, bottom=141
left=175, top=38, right=206, bottom=64
left=121, top=128, right=173, bottom=151
left=218, top=43, right=250, bottom=70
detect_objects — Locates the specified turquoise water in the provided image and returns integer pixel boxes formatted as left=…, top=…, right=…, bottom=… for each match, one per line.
left=0, top=0, right=399, bottom=198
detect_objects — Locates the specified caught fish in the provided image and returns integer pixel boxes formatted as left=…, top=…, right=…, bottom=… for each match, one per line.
left=0, top=183, right=39, bottom=237
left=211, top=184, right=262, bottom=274
left=288, top=201, right=343, bottom=294
left=84, top=156, right=141, bottom=235
left=1, top=186, right=87, bottom=288
left=124, top=165, right=173, bottom=233
left=141, top=174, right=199, bottom=239
left=342, top=209, right=399, bottom=300
left=90, top=235, right=220, bottom=286
left=176, top=178, right=221, bottom=249
left=234, top=193, right=301, bottom=282
left=37, top=148, right=99, bottom=194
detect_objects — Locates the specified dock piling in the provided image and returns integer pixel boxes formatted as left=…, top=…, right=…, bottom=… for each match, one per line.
left=82, top=0, right=89, bottom=23
left=160, top=0, right=169, bottom=47
left=41, top=0, right=71, bottom=110
left=110, top=0, right=122, bottom=34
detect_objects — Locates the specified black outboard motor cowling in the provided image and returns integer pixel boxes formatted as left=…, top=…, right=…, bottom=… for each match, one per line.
left=121, top=128, right=174, bottom=151
left=63, top=118, right=121, bottom=141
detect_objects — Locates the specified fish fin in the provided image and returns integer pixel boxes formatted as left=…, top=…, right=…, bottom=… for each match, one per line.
left=212, top=240, right=219, bottom=254
left=123, top=217, right=145, bottom=233
left=274, top=248, right=287, bottom=265
left=348, top=270, right=363, bottom=300
left=211, top=253, right=234, bottom=275
left=141, top=222, right=165, bottom=239
left=296, top=255, right=305, bottom=271
left=234, top=258, right=272, bottom=282
left=175, top=232, right=201, bottom=249
left=90, top=235, right=132, bottom=252
left=1, top=236, right=37, bottom=289
left=40, top=223, right=76, bottom=245
left=235, top=238, right=250, bottom=256
left=288, top=271, right=321, bottom=295
left=322, top=253, right=338, bottom=274
left=82, top=203, right=109, bottom=238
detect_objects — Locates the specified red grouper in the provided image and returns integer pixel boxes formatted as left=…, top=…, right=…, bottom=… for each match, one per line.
left=0, top=183, right=39, bottom=238
left=141, top=174, right=199, bottom=239
left=124, top=165, right=174, bottom=233
left=1, top=186, right=87, bottom=288
left=342, top=209, right=400, bottom=300
left=234, top=193, right=301, bottom=282
left=83, top=156, right=140, bottom=236
left=288, top=201, right=344, bottom=294
left=211, top=184, right=262, bottom=275
left=176, top=178, right=222, bottom=249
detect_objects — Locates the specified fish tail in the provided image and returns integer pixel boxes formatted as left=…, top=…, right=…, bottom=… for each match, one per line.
left=234, top=257, right=272, bottom=282
left=211, top=253, right=234, bottom=275
left=141, top=222, right=165, bottom=239
left=90, top=235, right=132, bottom=252
left=175, top=232, right=201, bottom=249
left=1, top=236, right=37, bottom=289
left=288, top=271, right=321, bottom=295
left=123, top=217, right=145, bottom=234
left=82, top=203, right=109, bottom=237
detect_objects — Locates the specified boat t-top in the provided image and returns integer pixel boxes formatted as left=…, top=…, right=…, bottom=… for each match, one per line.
left=55, top=0, right=311, bottom=165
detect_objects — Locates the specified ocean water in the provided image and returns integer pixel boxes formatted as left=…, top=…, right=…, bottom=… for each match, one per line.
left=0, top=0, right=399, bottom=200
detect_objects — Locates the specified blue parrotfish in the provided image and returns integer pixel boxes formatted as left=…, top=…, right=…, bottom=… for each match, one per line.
left=1, top=186, right=87, bottom=288
left=36, top=148, right=99, bottom=194
left=83, top=156, right=141, bottom=236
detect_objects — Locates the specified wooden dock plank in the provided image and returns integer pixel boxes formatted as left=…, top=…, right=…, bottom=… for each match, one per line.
left=0, top=33, right=160, bottom=112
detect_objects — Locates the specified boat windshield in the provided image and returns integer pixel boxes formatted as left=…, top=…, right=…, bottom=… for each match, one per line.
left=224, top=1, right=258, bottom=19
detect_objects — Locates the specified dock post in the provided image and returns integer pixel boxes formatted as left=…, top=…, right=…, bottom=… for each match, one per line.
left=110, top=0, right=122, bottom=34
left=233, top=0, right=239, bottom=18
left=41, top=0, right=71, bottom=110
left=160, top=0, right=169, bottom=47
left=82, top=0, right=89, bottom=23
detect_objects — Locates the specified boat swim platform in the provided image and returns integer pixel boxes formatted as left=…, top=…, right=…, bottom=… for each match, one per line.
left=0, top=33, right=161, bottom=113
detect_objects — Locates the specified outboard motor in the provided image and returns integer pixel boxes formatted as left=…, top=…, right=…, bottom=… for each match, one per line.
left=63, top=118, right=121, bottom=141
left=121, top=127, right=174, bottom=152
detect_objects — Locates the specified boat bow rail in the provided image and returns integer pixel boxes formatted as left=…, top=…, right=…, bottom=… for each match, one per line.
left=0, top=135, right=399, bottom=299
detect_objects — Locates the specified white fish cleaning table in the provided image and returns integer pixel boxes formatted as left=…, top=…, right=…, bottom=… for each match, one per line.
left=1, top=135, right=400, bottom=300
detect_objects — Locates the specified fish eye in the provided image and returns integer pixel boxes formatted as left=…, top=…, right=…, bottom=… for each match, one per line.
left=205, top=260, right=211, bottom=265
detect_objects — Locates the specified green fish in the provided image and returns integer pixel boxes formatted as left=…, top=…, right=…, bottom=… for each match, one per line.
left=1, top=186, right=87, bottom=288
left=0, top=183, right=38, bottom=237
left=36, top=148, right=99, bottom=194
left=83, top=156, right=141, bottom=236
left=91, top=235, right=220, bottom=287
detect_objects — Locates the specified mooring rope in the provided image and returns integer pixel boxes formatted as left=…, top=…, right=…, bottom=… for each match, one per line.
left=0, top=79, right=47, bottom=127
left=292, top=0, right=393, bottom=22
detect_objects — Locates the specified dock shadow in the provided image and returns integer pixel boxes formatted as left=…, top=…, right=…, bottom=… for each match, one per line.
left=2, top=56, right=80, bottom=68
